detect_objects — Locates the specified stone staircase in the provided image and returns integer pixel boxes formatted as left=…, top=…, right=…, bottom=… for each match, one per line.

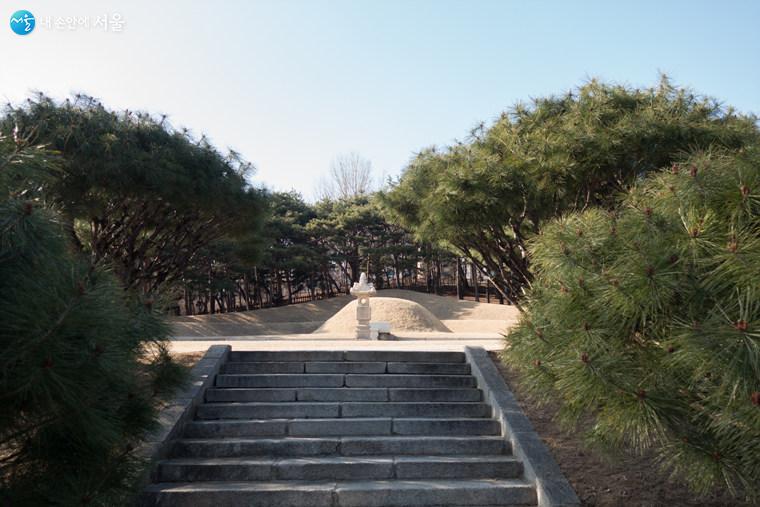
left=140, top=350, right=538, bottom=506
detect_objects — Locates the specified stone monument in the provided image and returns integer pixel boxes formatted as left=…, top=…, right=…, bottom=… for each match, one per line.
left=349, top=272, right=376, bottom=339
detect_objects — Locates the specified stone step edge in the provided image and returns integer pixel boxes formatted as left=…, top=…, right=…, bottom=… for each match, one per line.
left=183, top=417, right=501, bottom=437
left=194, top=401, right=492, bottom=420
left=222, top=362, right=472, bottom=375
left=159, top=455, right=521, bottom=464
left=464, top=346, right=580, bottom=507
left=175, top=434, right=508, bottom=439
left=197, top=401, right=489, bottom=406
left=141, top=478, right=535, bottom=492
left=155, top=455, right=525, bottom=481
left=204, top=387, right=484, bottom=403
left=169, top=436, right=512, bottom=459
left=214, top=374, right=478, bottom=389
left=187, top=416, right=499, bottom=423
left=140, top=478, right=537, bottom=507
left=205, top=387, right=481, bottom=391
left=227, top=351, right=467, bottom=363
left=215, top=374, right=475, bottom=377
left=172, top=435, right=512, bottom=452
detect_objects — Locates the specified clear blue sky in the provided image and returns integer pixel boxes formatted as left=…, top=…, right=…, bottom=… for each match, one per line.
left=2, top=1, right=759, bottom=199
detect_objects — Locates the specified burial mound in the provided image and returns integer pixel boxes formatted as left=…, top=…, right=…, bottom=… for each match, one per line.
left=313, top=297, right=451, bottom=334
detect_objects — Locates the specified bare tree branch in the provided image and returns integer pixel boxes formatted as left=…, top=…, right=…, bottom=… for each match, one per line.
left=316, top=152, right=373, bottom=200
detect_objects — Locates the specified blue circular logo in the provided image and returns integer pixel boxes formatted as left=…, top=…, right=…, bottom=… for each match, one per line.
left=10, top=10, right=35, bottom=35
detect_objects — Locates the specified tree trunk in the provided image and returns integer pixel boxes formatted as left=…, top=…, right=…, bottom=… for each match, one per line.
left=244, top=274, right=252, bottom=310
left=209, top=263, right=216, bottom=314
left=456, top=258, right=463, bottom=300
left=435, top=255, right=442, bottom=295
left=285, top=270, right=293, bottom=305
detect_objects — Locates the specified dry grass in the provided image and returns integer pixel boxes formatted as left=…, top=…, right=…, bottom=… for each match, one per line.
left=171, top=351, right=205, bottom=368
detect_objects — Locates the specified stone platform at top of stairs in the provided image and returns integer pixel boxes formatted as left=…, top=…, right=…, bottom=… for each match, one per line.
left=138, top=346, right=579, bottom=507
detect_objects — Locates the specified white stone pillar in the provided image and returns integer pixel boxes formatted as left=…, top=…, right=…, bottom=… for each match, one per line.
left=350, top=273, right=376, bottom=340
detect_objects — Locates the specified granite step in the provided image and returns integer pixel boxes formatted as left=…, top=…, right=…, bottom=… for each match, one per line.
left=226, top=350, right=466, bottom=363
left=195, top=402, right=490, bottom=420
left=140, top=348, right=542, bottom=507
left=204, top=387, right=483, bottom=403
left=139, top=479, right=536, bottom=507
left=183, top=417, right=500, bottom=437
left=170, top=436, right=509, bottom=458
left=215, top=373, right=478, bottom=389
left=155, top=455, right=523, bottom=482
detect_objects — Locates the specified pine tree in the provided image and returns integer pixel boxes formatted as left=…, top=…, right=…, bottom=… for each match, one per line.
left=0, top=133, right=183, bottom=503
left=505, top=149, right=760, bottom=498
left=383, top=77, right=759, bottom=302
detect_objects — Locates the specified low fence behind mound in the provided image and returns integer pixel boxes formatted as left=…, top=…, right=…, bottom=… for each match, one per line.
left=173, top=273, right=508, bottom=316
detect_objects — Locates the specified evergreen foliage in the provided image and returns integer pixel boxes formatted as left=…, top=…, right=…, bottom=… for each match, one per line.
left=0, top=131, right=183, bottom=503
left=308, top=195, right=414, bottom=286
left=383, top=77, right=759, bottom=302
left=178, top=191, right=430, bottom=314
left=1, top=93, right=267, bottom=294
left=505, top=149, right=760, bottom=497
left=255, top=191, right=325, bottom=306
